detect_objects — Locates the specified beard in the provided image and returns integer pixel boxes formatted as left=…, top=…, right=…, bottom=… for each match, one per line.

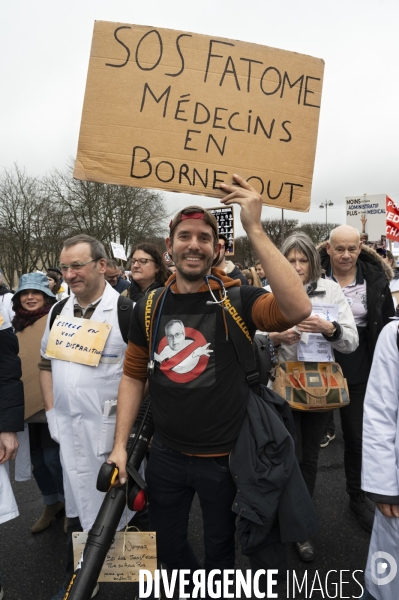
left=174, top=252, right=214, bottom=282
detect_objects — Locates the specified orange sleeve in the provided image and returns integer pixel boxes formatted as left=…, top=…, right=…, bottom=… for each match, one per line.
left=251, top=293, right=293, bottom=332
left=123, top=341, right=148, bottom=382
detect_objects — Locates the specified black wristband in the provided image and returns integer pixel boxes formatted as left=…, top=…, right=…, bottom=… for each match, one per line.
left=322, top=321, right=341, bottom=340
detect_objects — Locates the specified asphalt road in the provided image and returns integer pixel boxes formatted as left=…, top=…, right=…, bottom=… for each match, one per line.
left=1, top=415, right=370, bottom=600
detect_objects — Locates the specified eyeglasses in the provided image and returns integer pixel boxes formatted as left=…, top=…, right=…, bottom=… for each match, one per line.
left=58, top=258, right=100, bottom=273
left=167, top=331, right=184, bottom=341
left=131, top=258, right=155, bottom=266
left=106, top=274, right=120, bottom=281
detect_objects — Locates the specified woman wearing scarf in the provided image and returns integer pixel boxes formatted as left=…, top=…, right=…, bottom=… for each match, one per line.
left=268, top=232, right=359, bottom=562
left=12, top=272, right=65, bottom=533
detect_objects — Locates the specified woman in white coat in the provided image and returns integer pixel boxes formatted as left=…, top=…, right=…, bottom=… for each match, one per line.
left=361, top=320, right=399, bottom=600
left=268, top=232, right=359, bottom=562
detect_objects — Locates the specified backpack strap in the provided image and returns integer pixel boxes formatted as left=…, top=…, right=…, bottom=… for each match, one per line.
left=117, top=295, right=134, bottom=345
left=49, top=295, right=133, bottom=345
left=137, top=287, right=166, bottom=345
left=137, top=284, right=267, bottom=392
left=223, top=287, right=261, bottom=394
left=49, top=297, right=69, bottom=330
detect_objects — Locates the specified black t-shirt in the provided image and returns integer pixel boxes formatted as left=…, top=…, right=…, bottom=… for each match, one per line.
left=129, top=285, right=265, bottom=453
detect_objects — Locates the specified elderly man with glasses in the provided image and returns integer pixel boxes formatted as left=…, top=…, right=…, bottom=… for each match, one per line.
left=39, top=234, right=135, bottom=600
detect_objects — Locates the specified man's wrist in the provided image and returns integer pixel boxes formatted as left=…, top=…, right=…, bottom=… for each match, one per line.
left=113, top=439, right=128, bottom=451
left=245, top=225, right=265, bottom=238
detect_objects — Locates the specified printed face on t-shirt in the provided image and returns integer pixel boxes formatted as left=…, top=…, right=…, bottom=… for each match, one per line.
left=165, top=321, right=186, bottom=351
left=154, top=314, right=215, bottom=385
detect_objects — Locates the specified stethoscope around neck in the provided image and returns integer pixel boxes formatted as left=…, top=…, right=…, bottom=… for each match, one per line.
left=147, top=274, right=227, bottom=375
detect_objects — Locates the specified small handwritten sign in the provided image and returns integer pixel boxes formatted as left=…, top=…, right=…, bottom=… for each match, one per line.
left=45, top=316, right=112, bottom=367
left=111, top=242, right=127, bottom=261
left=73, top=532, right=157, bottom=582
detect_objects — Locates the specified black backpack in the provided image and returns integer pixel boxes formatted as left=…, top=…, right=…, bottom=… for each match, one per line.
left=49, top=295, right=133, bottom=344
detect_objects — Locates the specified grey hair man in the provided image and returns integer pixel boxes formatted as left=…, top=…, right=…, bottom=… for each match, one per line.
left=319, top=224, right=395, bottom=533
left=39, top=234, right=134, bottom=600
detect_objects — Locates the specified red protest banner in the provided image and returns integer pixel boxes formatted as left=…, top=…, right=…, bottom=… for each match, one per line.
left=386, top=196, right=399, bottom=242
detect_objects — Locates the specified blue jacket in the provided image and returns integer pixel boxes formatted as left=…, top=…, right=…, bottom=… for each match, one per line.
left=113, top=278, right=131, bottom=294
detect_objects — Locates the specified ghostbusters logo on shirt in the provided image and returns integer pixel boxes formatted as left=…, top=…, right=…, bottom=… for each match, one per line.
left=154, top=319, right=213, bottom=383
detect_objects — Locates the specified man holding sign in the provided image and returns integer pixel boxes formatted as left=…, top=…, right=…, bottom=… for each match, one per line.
left=39, top=234, right=134, bottom=600
left=108, top=175, right=312, bottom=593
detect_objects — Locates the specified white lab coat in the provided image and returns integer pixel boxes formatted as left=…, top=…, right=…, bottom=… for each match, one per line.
left=0, top=292, right=13, bottom=330
left=0, top=463, right=19, bottom=524
left=41, top=282, right=135, bottom=531
left=362, top=320, right=399, bottom=600
left=269, top=277, right=359, bottom=362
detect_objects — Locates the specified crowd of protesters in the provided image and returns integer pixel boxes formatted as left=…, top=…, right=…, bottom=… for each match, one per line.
left=1, top=182, right=398, bottom=600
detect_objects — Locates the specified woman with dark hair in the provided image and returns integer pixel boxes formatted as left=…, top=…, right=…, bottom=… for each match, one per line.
left=46, top=271, right=61, bottom=295
left=268, top=232, right=359, bottom=562
left=129, top=243, right=169, bottom=303
left=12, top=272, right=65, bottom=533
left=46, top=267, right=69, bottom=301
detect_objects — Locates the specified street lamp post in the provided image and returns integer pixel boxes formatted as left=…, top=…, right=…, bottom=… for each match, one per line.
left=319, top=200, right=334, bottom=231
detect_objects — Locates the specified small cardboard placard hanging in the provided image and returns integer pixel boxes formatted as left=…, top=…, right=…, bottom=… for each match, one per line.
left=45, top=316, right=112, bottom=367
left=73, top=531, right=157, bottom=582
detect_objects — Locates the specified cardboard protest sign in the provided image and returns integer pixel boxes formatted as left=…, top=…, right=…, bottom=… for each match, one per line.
left=386, top=196, right=399, bottom=242
left=208, top=206, right=234, bottom=253
left=346, top=194, right=386, bottom=242
left=111, top=242, right=127, bottom=261
left=45, top=316, right=112, bottom=367
left=73, top=532, right=156, bottom=582
left=74, top=22, right=324, bottom=211
left=16, top=316, right=47, bottom=419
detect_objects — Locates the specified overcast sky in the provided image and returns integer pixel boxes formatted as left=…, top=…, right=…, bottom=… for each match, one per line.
left=1, top=0, right=398, bottom=234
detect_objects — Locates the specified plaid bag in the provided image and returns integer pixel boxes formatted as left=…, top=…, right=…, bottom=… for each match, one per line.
left=273, top=361, right=350, bottom=411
